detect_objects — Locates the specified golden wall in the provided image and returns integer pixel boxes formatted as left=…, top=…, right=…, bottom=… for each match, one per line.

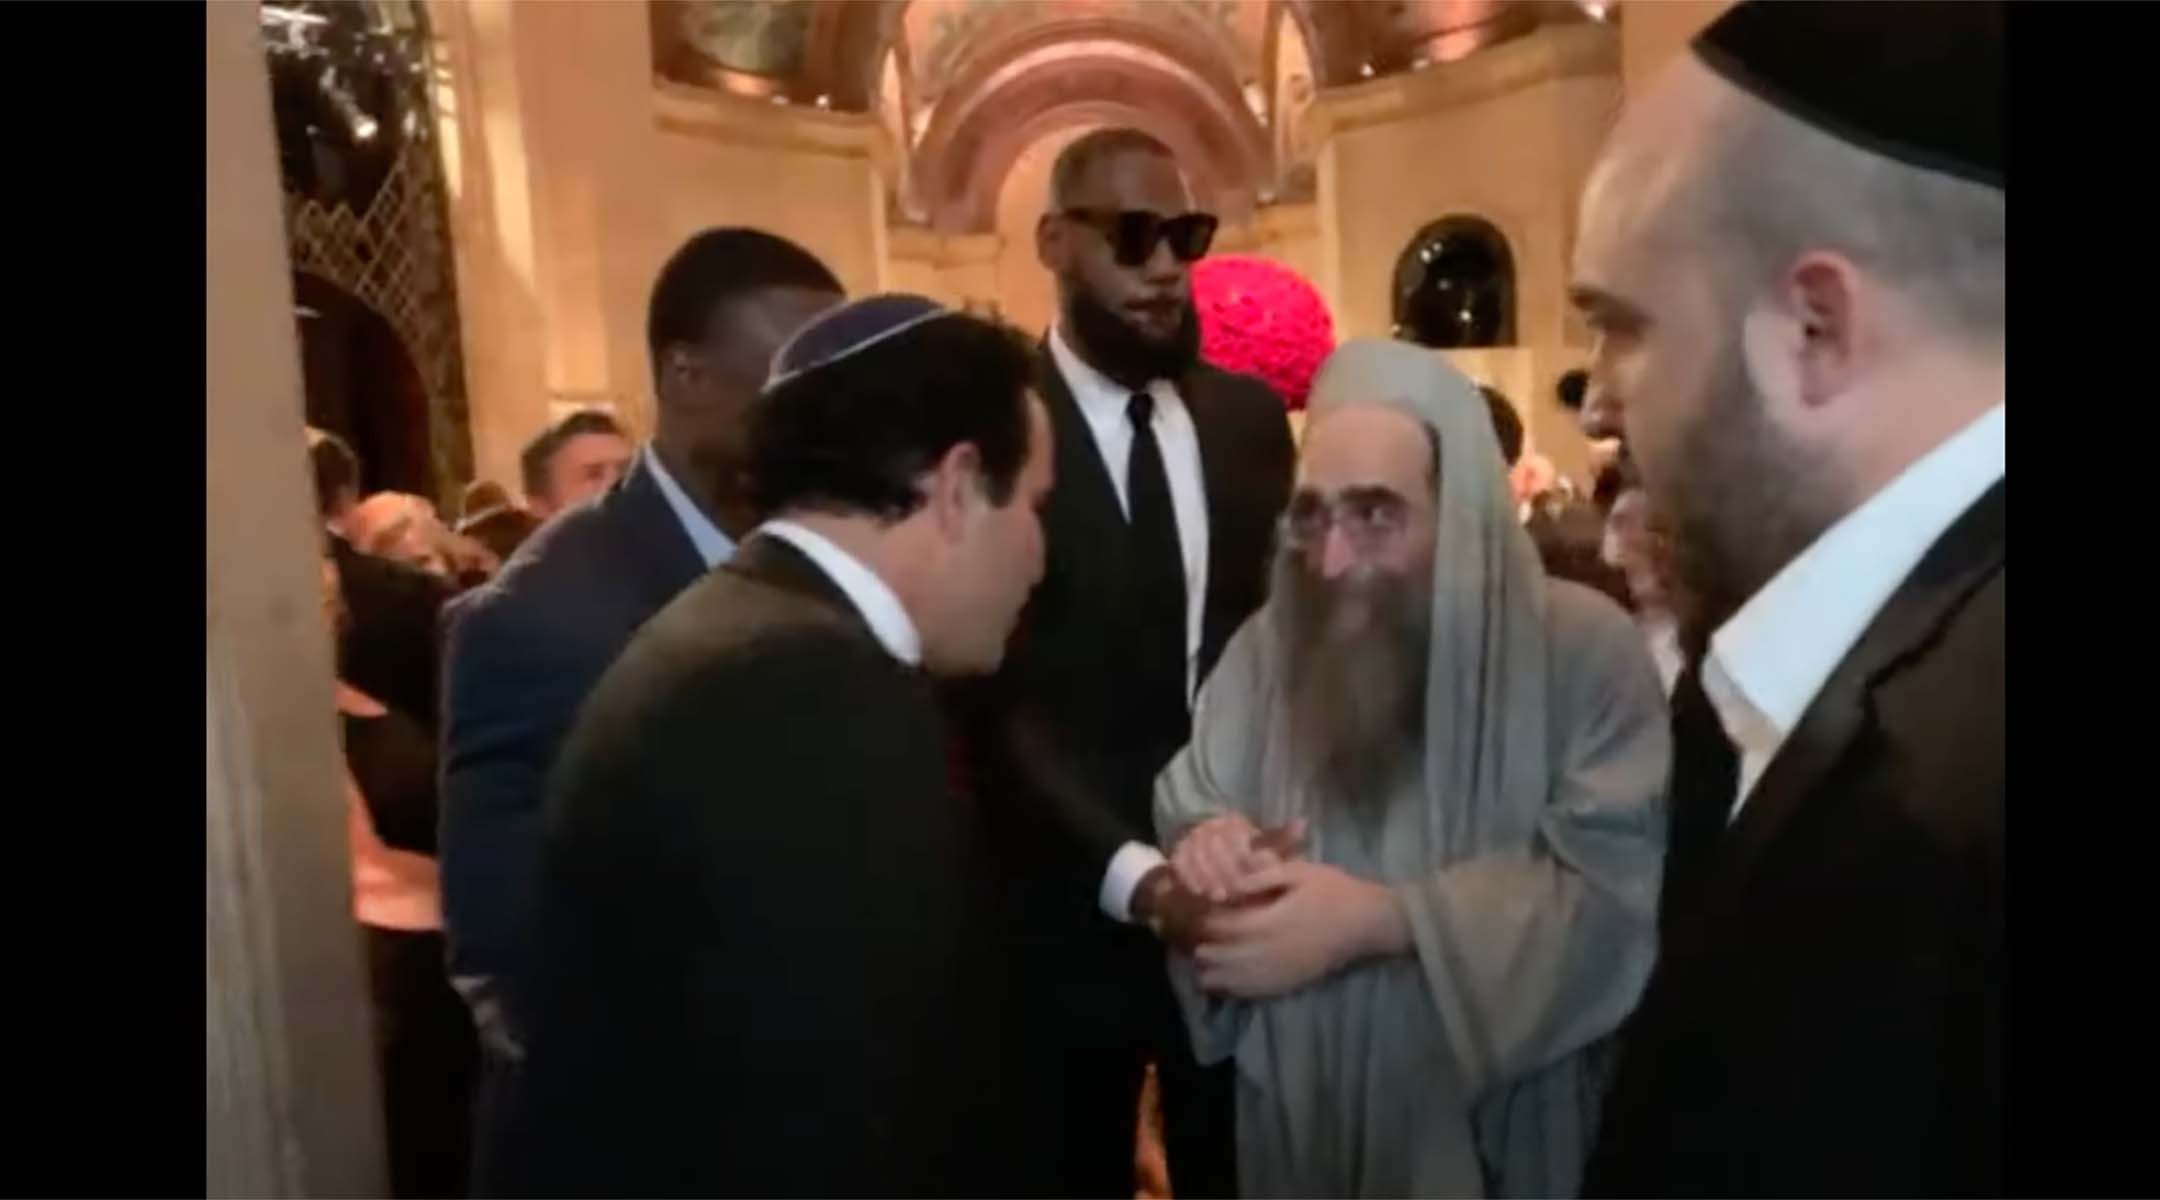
left=1307, top=23, right=1622, bottom=485
left=1622, top=0, right=1733, bottom=96
left=425, top=2, right=1716, bottom=493
left=429, top=0, right=889, bottom=487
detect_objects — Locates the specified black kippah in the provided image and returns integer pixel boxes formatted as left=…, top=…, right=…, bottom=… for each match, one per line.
left=1692, top=0, right=2003, bottom=191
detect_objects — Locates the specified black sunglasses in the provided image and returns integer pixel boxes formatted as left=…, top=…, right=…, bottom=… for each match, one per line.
left=1059, top=207, right=1219, bottom=267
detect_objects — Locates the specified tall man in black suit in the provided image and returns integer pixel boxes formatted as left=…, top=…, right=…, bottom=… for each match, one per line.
left=955, top=128, right=1296, bottom=1198
left=1569, top=3, right=2003, bottom=1193
left=437, top=229, right=841, bottom=1193
left=519, top=296, right=1055, bottom=1196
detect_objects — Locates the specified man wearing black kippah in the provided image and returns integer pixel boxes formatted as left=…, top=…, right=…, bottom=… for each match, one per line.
left=1570, top=2, right=2003, bottom=1194
left=518, top=297, right=1054, bottom=1196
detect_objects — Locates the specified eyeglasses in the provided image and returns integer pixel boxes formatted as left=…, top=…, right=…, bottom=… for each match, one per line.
left=1282, top=488, right=1416, bottom=554
left=1059, top=208, right=1219, bottom=267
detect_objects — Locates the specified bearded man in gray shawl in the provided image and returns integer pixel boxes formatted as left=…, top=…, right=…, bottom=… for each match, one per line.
left=1154, top=339, right=1671, bottom=1198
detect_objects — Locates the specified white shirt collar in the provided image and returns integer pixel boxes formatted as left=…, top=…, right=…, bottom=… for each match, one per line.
left=1705, top=403, right=2005, bottom=800
left=1047, top=324, right=1180, bottom=431
left=754, top=519, right=923, bottom=666
left=643, top=443, right=736, bottom=568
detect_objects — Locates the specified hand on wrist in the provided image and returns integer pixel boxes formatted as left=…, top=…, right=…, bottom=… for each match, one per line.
left=1346, top=879, right=1411, bottom=964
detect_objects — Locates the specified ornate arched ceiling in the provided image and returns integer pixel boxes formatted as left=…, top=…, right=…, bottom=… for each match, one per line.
left=653, top=1, right=1611, bottom=231
left=912, top=17, right=1273, bottom=230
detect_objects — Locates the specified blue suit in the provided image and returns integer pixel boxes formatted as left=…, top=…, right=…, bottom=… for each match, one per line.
left=439, top=452, right=714, bottom=1192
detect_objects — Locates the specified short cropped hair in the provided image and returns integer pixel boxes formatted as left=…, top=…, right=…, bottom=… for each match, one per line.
left=1051, top=128, right=1177, bottom=208
left=747, top=315, right=1037, bottom=522
left=645, top=228, right=842, bottom=386
left=520, top=409, right=627, bottom=502
left=1678, top=89, right=2005, bottom=348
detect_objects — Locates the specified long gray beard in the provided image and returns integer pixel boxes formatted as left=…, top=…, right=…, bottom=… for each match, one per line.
left=1274, top=548, right=1431, bottom=820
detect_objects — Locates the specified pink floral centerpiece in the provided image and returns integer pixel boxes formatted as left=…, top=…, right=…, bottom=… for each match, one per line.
left=1191, top=255, right=1336, bottom=412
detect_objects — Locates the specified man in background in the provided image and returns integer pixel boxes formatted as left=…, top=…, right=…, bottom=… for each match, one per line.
left=455, top=478, right=542, bottom=567
left=439, top=228, right=842, bottom=1194
left=1481, top=384, right=1633, bottom=609
left=953, top=127, right=1296, bottom=1198
left=309, top=427, right=450, bottom=730
left=1572, top=2, right=2003, bottom=1191
left=519, top=297, right=1051, bottom=1196
left=519, top=408, right=634, bottom=520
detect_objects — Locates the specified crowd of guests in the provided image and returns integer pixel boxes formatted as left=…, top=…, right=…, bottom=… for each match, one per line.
left=305, top=4, right=1999, bottom=1197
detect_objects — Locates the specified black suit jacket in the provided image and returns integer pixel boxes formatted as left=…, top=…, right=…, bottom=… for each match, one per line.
left=1587, top=482, right=2005, bottom=1197
left=519, top=536, right=1027, bottom=1197
left=332, top=533, right=451, bottom=731
left=956, top=349, right=1296, bottom=1043
left=438, top=452, right=709, bottom=1026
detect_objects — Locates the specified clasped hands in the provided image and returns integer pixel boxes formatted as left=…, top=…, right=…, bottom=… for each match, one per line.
left=1136, top=813, right=1407, bottom=1000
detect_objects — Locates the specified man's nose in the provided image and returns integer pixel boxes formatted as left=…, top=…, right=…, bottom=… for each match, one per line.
left=1140, top=233, right=1183, bottom=285
left=1317, top=526, right=1358, bottom=580
left=1581, top=379, right=1625, bottom=441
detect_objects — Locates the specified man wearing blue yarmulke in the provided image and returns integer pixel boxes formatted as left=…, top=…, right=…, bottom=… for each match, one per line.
left=516, top=297, right=1056, bottom=1196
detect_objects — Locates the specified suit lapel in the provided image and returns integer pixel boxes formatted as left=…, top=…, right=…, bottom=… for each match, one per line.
left=612, top=453, right=711, bottom=607
left=1718, top=482, right=2007, bottom=883
left=1035, top=344, right=1128, bottom=533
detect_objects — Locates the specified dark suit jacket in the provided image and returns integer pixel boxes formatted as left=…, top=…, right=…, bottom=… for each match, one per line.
left=1587, top=482, right=2005, bottom=1197
left=955, top=349, right=1296, bottom=1044
left=438, top=453, right=709, bottom=1026
left=332, top=533, right=451, bottom=731
left=519, top=536, right=1027, bottom=1197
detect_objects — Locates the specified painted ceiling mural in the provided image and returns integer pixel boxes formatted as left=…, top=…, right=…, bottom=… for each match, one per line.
left=651, top=0, right=1612, bottom=230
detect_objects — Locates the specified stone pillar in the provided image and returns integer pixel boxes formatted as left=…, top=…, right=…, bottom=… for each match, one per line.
left=207, top=2, right=385, bottom=1193
left=427, top=0, right=555, bottom=489
left=431, top=0, right=888, bottom=469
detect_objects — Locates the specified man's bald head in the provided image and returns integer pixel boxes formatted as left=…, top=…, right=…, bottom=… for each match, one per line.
left=1592, top=57, right=2003, bottom=351
left=1571, top=11, right=2004, bottom=655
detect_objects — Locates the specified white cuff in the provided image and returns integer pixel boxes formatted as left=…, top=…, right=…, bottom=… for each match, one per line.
left=1099, top=841, right=1168, bottom=923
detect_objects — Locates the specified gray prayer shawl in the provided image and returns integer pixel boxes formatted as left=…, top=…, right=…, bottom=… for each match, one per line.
left=1155, top=340, right=1671, bottom=1197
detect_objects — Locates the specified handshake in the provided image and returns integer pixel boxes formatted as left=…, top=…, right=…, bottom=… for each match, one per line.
left=1135, top=815, right=1311, bottom=955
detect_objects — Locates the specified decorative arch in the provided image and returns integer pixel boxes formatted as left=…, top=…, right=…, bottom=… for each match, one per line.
left=1392, top=215, right=1517, bottom=348
left=266, top=0, right=473, bottom=500
left=911, top=19, right=1272, bottom=231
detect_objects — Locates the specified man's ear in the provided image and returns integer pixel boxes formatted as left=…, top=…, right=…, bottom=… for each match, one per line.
left=924, top=441, right=985, bottom=538
left=1769, top=250, right=1868, bottom=410
left=1037, top=212, right=1065, bottom=273
left=659, top=343, right=700, bottom=390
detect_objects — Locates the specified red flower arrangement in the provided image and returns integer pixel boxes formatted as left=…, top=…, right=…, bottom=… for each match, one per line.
left=1191, top=255, right=1336, bottom=412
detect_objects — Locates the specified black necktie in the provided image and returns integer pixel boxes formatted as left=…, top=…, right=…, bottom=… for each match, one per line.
left=1661, top=662, right=1740, bottom=917
left=1126, top=392, right=1189, bottom=722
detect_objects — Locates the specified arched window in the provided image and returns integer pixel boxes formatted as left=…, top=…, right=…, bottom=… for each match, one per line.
left=1392, top=216, right=1516, bottom=348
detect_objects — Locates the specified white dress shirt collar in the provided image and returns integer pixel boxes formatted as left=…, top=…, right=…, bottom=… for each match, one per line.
left=754, top=519, right=923, bottom=667
left=1705, top=403, right=2005, bottom=810
left=643, top=443, right=736, bottom=568
left=1048, top=324, right=1182, bottom=439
